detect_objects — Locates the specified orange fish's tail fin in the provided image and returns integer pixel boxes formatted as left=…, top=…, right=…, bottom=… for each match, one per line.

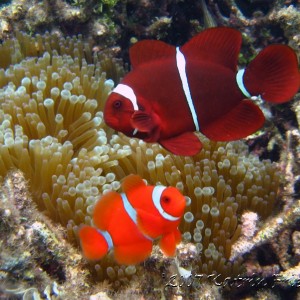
left=79, top=226, right=112, bottom=260
left=240, top=45, right=299, bottom=103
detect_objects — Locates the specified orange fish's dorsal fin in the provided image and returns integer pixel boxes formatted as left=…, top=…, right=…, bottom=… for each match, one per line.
left=181, top=27, right=242, bottom=71
left=130, top=40, right=175, bottom=69
left=93, top=191, right=121, bottom=230
left=122, top=174, right=146, bottom=195
left=159, top=232, right=177, bottom=257
left=79, top=226, right=110, bottom=260
left=114, top=240, right=153, bottom=265
left=136, top=208, right=165, bottom=238
left=202, top=100, right=265, bottom=141
left=160, top=132, right=203, bottom=156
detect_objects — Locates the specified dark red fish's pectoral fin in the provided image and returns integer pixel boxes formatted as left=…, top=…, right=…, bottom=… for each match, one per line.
left=79, top=226, right=109, bottom=260
left=159, top=232, right=177, bottom=257
left=93, top=191, right=121, bottom=230
left=136, top=208, right=165, bottom=238
left=159, top=132, right=203, bottom=156
left=114, top=240, right=153, bottom=265
left=181, top=27, right=242, bottom=71
left=130, top=40, right=175, bottom=69
left=121, top=174, right=146, bottom=195
left=202, top=100, right=265, bottom=141
left=131, top=110, right=159, bottom=132
left=243, top=45, right=300, bottom=103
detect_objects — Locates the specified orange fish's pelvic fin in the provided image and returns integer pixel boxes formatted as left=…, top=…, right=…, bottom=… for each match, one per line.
left=202, top=100, right=265, bottom=141
left=160, top=132, right=203, bottom=156
left=159, top=231, right=178, bottom=257
left=114, top=240, right=153, bottom=265
left=79, top=226, right=112, bottom=260
left=241, top=44, right=300, bottom=103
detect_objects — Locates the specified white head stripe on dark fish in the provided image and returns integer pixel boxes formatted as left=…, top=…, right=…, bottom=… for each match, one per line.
left=121, top=193, right=154, bottom=241
left=113, top=84, right=139, bottom=111
left=176, top=47, right=200, bottom=132
left=152, top=186, right=180, bottom=221
left=112, top=84, right=139, bottom=135
left=236, top=69, right=251, bottom=98
left=97, top=229, right=113, bottom=250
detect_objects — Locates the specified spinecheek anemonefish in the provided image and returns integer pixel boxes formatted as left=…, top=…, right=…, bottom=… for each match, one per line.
left=104, top=27, right=300, bottom=156
left=79, top=174, right=186, bottom=265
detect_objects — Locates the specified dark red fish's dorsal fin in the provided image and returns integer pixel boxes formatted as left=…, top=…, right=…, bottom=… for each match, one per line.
left=93, top=191, right=120, bottom=230
left=79, top=226, right=109, bottom=260
left=160, top=132, right=203, bottom=156
left=202, top=100, right=265, bottom=141
left=130, top=40, right=175, bottom=69
left=243, top=45, right=300, bottom=103
left=122, top=174, right=146, bottom=195
left=181, top=27, right=242, bottom=71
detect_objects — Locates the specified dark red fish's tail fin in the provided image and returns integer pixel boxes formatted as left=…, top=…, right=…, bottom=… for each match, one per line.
left=242, top=45, right=300, bottom=103
left=79, top=226, right=110, bottom=260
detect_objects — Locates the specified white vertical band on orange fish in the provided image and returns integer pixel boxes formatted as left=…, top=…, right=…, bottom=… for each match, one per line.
left=176, top=47, right=200, bottom=132
left=97, top=229, right=113, bottom=250
left=113, top=83, right=139, bottom=111
left=121, top=193, right=154, bottom=241
left=152, top=186, right=180, bottom=221
left=236, top=69, right=251, bottom=98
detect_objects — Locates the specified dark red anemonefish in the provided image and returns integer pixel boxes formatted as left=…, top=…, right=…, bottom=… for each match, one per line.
left=79, top=174, right=186, bottom=265
left=104, top=27, right=300, bottom=156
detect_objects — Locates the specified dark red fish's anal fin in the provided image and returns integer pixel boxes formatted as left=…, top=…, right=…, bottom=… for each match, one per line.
left=244, top=45, right=300, bottom=103
left=202, top=100, right=265, bottom=141
left=79, top=226, right=109, bottom=260
left=131, top=111, right=158, bottom=132
left=160, top=132, right=203, bottom=156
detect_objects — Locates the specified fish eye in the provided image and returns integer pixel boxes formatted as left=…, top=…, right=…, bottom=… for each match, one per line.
left=113, top=100, right=122, bottom=109
left=162, top=196, right=170, bottom=204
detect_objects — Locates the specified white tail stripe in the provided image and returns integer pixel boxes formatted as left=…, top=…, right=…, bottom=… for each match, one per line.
left=176, top=47, right=200, bottom=131
left=113, top=84, right=139, bottom=111
left=97, top=229, right=113, bottom=250
left=152, top=186, right=180, bottom=221
left=121, top=193, right=154, bottom=241
left=236, top=69, right=251, bottom=98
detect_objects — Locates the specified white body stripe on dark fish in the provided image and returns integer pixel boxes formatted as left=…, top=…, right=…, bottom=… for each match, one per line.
left=176, top=47, right=200, bottom=131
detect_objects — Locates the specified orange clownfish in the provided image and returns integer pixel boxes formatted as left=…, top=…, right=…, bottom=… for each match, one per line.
left=79, top=174, right=186, bottom=265
left=104, top=27, right=300, bottom=156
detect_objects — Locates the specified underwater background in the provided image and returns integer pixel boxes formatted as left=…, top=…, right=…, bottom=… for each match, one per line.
left=0, top=0, right=299, bottom=299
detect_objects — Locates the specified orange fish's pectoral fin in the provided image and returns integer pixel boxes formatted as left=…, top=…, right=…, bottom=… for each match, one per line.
left=129, top=40, right=175, bottom=69
left=202, top=100, right=265, bottom=141
left=114, top=240, right=153, bottom=265
left=92, top=191, right=121, bottom=230
left=121, top=174, right=146, bottom=195
left=136, top=208, right=165, bottom=238
left=79, top=226, right=110, bottom=260
left=160, top=132, right=203, bottom=156
left=159, top=231, right=179, bottom=257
